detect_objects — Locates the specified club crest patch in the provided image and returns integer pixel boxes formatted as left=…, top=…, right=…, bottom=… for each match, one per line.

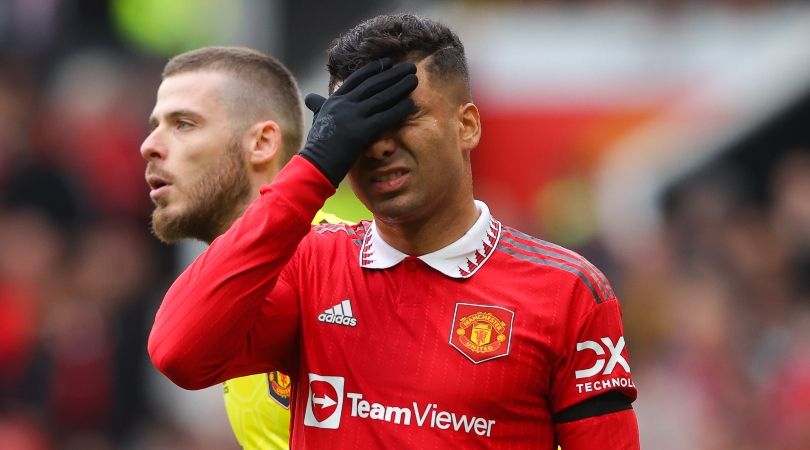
left=267, top=371, right=292, bottom=409
left=449, top=303, right=515, bottom=364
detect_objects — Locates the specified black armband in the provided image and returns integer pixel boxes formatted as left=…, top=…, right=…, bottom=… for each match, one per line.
left=553, top=390, right=633, bottom=423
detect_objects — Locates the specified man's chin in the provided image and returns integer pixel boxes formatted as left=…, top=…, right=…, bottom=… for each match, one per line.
left=150, top=212, right=181, bottom=244
left=365, top=196, right=422, bottom=224
left=151, top=207, right=220, bottom=244
left=151, top=208, right=190, bottom=244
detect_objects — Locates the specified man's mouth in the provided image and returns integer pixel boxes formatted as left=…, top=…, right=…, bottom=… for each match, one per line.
left=368, top=169, right=409, bottom=194
left=372, top=170, right=407, bottom=183
left=146, top=174, right=173, bottom=201
left=149, top=179, right=168, bottom=190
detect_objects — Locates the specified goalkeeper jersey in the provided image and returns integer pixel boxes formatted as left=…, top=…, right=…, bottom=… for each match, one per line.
left=223, top=210, right=346, bottom=449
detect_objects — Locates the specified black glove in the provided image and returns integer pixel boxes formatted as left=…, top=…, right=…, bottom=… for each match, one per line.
left=299, top=58, right=417, bottom=186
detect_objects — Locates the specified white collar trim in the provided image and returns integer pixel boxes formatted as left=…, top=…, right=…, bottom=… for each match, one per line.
left=359, top=200, right=502, bottom=279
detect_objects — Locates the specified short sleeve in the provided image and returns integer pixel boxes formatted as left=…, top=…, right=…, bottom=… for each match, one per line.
left=549, top=290, right=636, bottom=415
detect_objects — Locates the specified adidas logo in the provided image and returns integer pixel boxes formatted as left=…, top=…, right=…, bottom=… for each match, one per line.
left=317, top=299, right=357, bottom=327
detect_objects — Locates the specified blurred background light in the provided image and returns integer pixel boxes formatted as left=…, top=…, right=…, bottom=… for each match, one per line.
left=111, top=0, right=246, bottom=56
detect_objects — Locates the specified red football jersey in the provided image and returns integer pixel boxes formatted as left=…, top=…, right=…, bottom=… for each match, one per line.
left=149, top=156, right=638, bottom=449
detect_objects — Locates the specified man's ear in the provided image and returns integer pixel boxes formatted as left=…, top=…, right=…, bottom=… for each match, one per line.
left=248, top=120, right=282, bottom=167
left=458, top=102, right=481, bottom=151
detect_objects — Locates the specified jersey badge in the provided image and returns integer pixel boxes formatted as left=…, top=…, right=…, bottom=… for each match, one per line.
left=304, top=373, right=345, bottom=429
left=267, top=371, right=292, bottom=409
left=449, top=302, right=515, bottom=364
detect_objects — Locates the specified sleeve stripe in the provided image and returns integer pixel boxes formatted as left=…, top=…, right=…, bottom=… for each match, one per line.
left=501, top=228, right=615, bottom=303
left=500, top=235, right=609, bottom=302
left=505, top=228, right=613, bottom=297
left=496, top=244, right=603, bottom=304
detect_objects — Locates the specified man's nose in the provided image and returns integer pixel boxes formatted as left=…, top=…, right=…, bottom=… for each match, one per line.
left=364, top=131, right=396, bottom=160
left=140, top=130, right=166, bottom=161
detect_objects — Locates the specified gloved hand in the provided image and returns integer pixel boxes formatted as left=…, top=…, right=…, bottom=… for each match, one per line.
left=300, top=58, right=417, bottom=186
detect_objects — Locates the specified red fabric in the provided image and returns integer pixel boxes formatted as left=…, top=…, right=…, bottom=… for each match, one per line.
left=555, top=409, right=640, bottom=450
left=148, top=155, right=638, bottom=447
left=148, top=156, right=334, bottom=388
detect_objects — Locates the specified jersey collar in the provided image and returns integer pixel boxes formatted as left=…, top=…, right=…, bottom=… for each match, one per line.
left=359, top=200, right=502, bottom=279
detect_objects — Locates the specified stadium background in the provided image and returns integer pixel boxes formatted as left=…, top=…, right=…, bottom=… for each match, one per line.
left=1, top=0, right=809, bottom=448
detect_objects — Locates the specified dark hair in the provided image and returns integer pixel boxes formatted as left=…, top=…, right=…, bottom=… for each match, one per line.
left=326, top=14, right=470, bottom=101
left=163, top=46, right=304, bottom=166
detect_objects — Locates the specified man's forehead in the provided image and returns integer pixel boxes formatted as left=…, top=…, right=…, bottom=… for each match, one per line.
left=152, top=71, right=228, bottom=116
left=158, top=71, right=228, bottom=99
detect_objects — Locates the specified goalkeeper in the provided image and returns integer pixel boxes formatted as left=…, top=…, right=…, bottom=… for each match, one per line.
left=140, top=46, right=336, bottom=449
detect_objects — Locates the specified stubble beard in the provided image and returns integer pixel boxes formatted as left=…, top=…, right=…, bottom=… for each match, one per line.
left=150, top=139, right=252, bottom=244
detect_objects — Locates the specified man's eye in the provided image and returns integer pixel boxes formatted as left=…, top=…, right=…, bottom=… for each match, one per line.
left=176, top=120, right=193, bottom=129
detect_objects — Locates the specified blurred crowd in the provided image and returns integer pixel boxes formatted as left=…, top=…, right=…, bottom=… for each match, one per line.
left=1, top=1, right=809, bottom=449
left=625, top=149, right=810, bottom=449
left=0, top=49, right=194, bottom=448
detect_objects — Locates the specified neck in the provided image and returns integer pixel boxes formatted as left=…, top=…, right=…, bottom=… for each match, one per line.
left=206, top=178, right=269, bottom=245
left=374, top=198, right=480, bottom=256
left=206, top=197, right=250, bottom=245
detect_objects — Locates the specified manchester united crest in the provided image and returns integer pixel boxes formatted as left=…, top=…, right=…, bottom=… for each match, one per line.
left=449, top=303, right=515, bottom=364
left=267, top=371, right=292, bottom=409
